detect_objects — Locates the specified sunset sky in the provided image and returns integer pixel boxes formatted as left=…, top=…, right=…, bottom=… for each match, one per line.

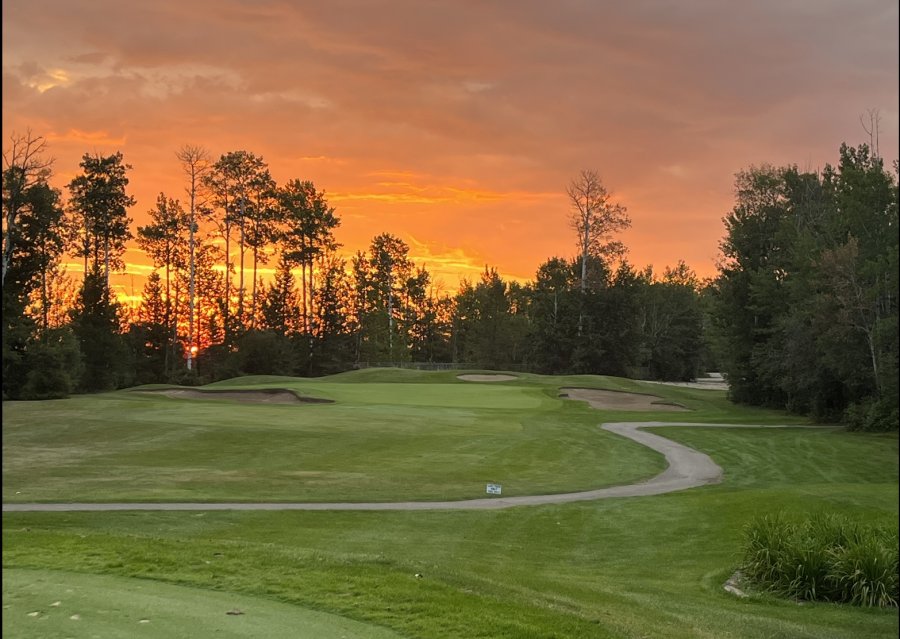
left=3, top=0, right=898, bottom=300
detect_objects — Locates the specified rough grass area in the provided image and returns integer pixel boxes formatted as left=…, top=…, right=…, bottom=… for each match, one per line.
left=740, top=512, right=899, bottom=607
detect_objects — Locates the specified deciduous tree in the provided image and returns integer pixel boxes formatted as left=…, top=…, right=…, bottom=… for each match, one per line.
left=2, top=130, right=54, bottom=289
left=175, top=144, right=211, bottom=371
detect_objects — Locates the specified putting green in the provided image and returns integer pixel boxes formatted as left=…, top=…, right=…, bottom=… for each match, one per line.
left=206, top=379, right=545, bottom=410
left=2, top=568, right=403, bottom=639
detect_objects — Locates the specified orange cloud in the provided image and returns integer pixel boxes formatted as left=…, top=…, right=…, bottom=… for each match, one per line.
left=46, top=128, right=127, bottom=147
left=405, top=235, right=526, bottom=289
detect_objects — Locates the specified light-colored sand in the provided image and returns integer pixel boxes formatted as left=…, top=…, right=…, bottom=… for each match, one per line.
left=139, top=389, right=305, bottom=404
left=641, top=379, right=729, bottom=391
left=641, top=372, right=729, bottom=391
left=561, top=388, right=688, bottom=412
left=457, top=374, right=519, bottom=382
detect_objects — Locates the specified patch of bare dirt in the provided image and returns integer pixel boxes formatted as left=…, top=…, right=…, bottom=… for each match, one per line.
left=137, top=388, right=332, bottom=404
left=457, top=374, right=519, bottom=382
left=561, top=387, right=688, bottom=412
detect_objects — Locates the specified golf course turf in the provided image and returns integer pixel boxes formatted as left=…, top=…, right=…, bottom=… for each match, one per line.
left=3, top=369, right=898, bottom=638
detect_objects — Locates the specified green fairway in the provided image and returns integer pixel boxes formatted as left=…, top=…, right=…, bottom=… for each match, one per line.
left=2, top=369, right=738, bottom=504
left=3, top=369, right=898, bottom=638
left=3, top=568, right=404, bottom=639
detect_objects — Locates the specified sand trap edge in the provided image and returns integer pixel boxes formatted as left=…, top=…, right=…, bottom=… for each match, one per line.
left=133, top=388, right=334, bottom=405
left=456, top=374, right=519, bottom=382
left=561, top=387, right=689, bottom=412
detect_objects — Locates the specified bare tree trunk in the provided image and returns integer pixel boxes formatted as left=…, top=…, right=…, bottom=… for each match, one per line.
left=581, top=228, right=589, bottom=294
left=224, top=221, right=231, bottom=345
left=171, top=277, right=181, bottom=377
left=196, top=295, right=202, bottom=360
left=187, top=212, right=195, bottom=370
left=164, top=258, right=171, bottom=376
left=308, top=258, right=315, bottom=374
left=178, top=144, right=210, bottom=371
left=40, top=264, right=48, bottom=336
left=104, top=236, right=110, bottom=288
left=388, top=273, right=394, bottom=362
left=251, top=247, right=258, bottom=330
left=2, top=208, right=13, bottom=289
left=238, top=197, right=246, bottom=329
left=82, top=224, right=89, bottom=281
left=866, top=331, right=880, bottom=395
left=301, top=260, right=308, bottom=335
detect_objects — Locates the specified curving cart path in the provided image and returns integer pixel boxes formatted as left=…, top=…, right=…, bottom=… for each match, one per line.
left=2, top=422, right=826, bottom=513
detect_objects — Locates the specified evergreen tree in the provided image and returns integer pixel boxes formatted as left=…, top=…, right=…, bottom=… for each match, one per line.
left=67, top=152, right=135, bottom=287
left=452, top=267, right=528, bottom=369
left=711, top=145, right=898, bottom=429
left=136, top=193, right=189, bottom=375
left=260, top=257, right=301, bottom=336
left=126, top=272, right=169, bottom=383
left=70, top=270, right=132, bottom=392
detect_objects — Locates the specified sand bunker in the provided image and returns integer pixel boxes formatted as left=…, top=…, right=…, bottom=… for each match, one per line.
left=642, top=373, right=728, bottom=391
left=561, top=388, right=688, bottom=412
left=138, top=388, right=331, bottom=405
left=457, top=374, right=519, bottom=382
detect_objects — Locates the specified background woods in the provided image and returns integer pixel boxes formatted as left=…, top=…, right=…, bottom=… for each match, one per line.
left=3, top=134, right=897, bottom=431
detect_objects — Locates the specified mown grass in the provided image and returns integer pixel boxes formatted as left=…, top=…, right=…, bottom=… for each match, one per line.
left=3, top=369, right=898, bottom=638
left=3, top=368, right=792, bottom=504
left=3, top=567, right=405, bottom=639
left=3, top=370, right=674, bottom=503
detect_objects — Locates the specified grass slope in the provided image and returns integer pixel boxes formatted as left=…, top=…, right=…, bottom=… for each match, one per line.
left=3, top=568, right=403, bottom=639
left=3, top=369, right=753, bottom=504
left=3, top=369, right=898, bottom=638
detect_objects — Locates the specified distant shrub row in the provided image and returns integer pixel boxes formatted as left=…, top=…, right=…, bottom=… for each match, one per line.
left=740, top=512, right=898, bottom=608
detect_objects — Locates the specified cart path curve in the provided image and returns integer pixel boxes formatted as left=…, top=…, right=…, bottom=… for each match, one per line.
left=2, top=422, right=828, bottom=513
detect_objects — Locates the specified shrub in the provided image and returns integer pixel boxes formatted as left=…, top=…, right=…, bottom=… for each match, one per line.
left=167, top=367, right=201, bottom=387
left=845, top=397, right=899, bottom=432
left=830, top=531, right=899, bottom=608
left=17, top=328, right=83, bottom=400
left=740, top=512, right=898, bottom=608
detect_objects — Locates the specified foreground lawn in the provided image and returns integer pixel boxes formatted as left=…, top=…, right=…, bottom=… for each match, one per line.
left=3, top=370, right=897, bottom=637
left=3, top=568, right=404, bottom=639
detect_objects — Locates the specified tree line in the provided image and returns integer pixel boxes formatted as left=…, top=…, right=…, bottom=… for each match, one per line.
left=709, top=144, right=898, bottom=431
left=2, top=132, right=896, bottom=431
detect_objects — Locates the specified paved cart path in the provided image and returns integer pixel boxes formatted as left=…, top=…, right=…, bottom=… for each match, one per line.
left=3, top=422, right=826, bottom=513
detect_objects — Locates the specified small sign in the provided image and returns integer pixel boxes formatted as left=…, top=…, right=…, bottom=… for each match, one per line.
left=486, top=483, right=502, bottom=495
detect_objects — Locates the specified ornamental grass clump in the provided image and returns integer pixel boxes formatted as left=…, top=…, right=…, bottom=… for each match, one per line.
left=740, top=512, right=898, bottom=608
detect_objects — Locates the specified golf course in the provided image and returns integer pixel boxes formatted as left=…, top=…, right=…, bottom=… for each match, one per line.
left=3, top=368, right=898, bottom=638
